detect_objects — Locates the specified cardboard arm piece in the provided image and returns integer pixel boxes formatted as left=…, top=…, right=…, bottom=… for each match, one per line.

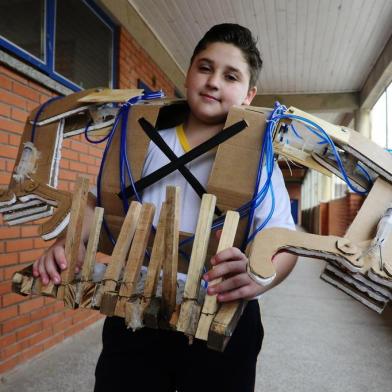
left=247, top=228, right=364, bottom=286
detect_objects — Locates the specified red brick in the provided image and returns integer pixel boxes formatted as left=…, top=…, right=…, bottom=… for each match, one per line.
left=52, top=317, right=72, bottom=334
left=21, top=225, right=38, bottom=237
left=33, top=237, right=53, bottom=249
left=0, top=74, right=13, bottom=90
left=0, top=353, right=21, bottom=373
left=42, top=312, right=63, bottom=329
left=0, top=226, right=20, bottom=239
left=43, top=332, right=64, bottom=350
left=1, top=292, right=26, bottom=307
left=0, top=305, right=18, bottom=322
left=0, top=90, right=27, bottom=110
left=11, top=107, right=28, bottom=123
left=13, top=82, right=40, bottom=102
left=0, top=102, right=11, bottom=117
left=0, top=172, right=11, bottom=185
left=19, top=248, right=44, bottom=263
left=0, top=332, right=16, bottom=349
left=61, top=148, right=78, bottom=160
left=4, top=263, right=30, bottom=279
left=20, top=343, right=44, bottom=362
left=0, top=132, right=8, bottom=143
left=6, top=238, right=33, bottom=252
left=69, top=161, right=87, bottom=172
left=1, top=314, right=31, bottom=334
left=0, top=251, right=18, bottom=266
left=9, top=133, right=21, bottom=146
left=0, top=117, right=23, bottom=134
left=28, top=327, right=52, bottom=346
left=0, top=280, right=12, bottom=295
left=58, top=170, right=77, bottom=181
left=0, top=341, right=23, bottom=361
left=30, top=304, right=55, bottom=321
left=18, top=297, right=45, bottom=315
left=0, top=145, right=18, bottom=159
left=71, top=141, right=89, bottom=154
left=16, top=320, right=42, bottom=340
left=1, top=66, right=29, bottom=84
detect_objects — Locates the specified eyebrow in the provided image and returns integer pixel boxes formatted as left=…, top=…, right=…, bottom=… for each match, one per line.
left=197, top=58, right=242, bottom=74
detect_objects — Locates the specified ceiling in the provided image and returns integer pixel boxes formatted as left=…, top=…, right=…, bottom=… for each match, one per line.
left=100, top=0, right=392, bottom=125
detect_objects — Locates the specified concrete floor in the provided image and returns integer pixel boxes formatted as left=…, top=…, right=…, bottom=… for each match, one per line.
left=1, top=257, right=391, bottom=392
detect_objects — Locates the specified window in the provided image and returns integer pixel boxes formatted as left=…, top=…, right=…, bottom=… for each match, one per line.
left=0, top=0, right=117, bottom=91
left=370, top=82, right=392, bottom=149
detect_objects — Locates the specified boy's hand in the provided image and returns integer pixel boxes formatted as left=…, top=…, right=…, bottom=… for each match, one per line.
left=203, top=247, right=263, bottom=302
left=32, top=238, right=86, bottom=286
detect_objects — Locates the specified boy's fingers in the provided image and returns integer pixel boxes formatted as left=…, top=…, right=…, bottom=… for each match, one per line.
left=53, top=246, right=67, bottom=270
left=37, top=258, right=49, bottom=285
left=44, top=255, right=61, bottom=284
left=213, top=247, right=246, bottom=265
left=208, top=273, right=249, bottom=295
left=217, top=285, right=254, bottom=302
left=32, top=259, right=40, bottom=277
left=205, top=259, right=247, bottom=281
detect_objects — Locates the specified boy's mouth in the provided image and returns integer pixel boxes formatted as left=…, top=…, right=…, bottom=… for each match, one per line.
left=200, top=93, right=220, bottom=102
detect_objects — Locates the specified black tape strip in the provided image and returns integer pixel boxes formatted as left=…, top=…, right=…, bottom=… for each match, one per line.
left=119, top=119, right=248, bottom=200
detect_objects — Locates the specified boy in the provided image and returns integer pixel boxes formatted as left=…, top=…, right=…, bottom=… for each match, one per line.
left=33, top=24, right=297, bottom=391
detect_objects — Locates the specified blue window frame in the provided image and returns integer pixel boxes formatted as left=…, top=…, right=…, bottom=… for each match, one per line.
left=0, top=0, right=117, bottom=91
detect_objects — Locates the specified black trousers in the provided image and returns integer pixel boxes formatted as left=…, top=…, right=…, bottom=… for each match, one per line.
left=94, top=300, right=263, bottom=392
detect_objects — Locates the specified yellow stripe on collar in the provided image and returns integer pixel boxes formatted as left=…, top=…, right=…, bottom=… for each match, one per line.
left=176, top=124, right=191, bottom=153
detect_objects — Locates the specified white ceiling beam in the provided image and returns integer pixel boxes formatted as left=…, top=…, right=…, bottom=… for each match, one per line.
left=360, top=34, right=392, bottom=110
left=252, top=93, right=359, bottom=113
left=98, top=0, right=186, bottom=94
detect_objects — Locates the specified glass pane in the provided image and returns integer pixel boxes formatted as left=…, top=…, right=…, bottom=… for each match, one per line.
left=371, top=91, right=387, bottom=148
left=0, top=0, right=45, bottom=60
left=55, top=0, right=113, bottom=88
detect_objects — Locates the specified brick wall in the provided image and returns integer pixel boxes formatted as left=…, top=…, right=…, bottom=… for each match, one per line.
left=0, top=26, right=175, bottom=374
left=301, top=193, right=365, bottom=236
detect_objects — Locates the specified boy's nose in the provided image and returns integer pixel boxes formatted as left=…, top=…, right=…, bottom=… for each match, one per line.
left=206, top=73, right=220, bottom=89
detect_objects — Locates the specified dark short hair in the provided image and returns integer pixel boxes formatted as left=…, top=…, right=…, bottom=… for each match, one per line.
left=190, top=23, right=263, bottom=88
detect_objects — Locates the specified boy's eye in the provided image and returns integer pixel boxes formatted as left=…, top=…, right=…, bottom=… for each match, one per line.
left=226, top=74, right=238, bottom=82
left=198, top=64, right=211, bottom=72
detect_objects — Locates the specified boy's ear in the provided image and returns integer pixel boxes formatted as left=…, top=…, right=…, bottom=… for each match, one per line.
left=243, top=86, right=257, bottom=105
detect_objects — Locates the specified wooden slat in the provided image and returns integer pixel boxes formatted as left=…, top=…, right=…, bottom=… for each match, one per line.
left=98, top=201, right=142, bottom=314
left=161, top=186, right=180, bottom=324
left=115, top=203, right=155, bottom=318
left=57, top=177, right=89, bottom=303
left=177, top=194, right=216, bottom=336
left=195, top=211, right=239, bottom=341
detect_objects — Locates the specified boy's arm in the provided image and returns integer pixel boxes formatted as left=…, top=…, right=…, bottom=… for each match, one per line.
left=32, top=193, right=96, bottom=285
left=203, top=248, right=297, bottom=302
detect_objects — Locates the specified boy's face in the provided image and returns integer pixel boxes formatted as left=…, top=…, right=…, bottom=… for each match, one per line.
left=185, top=42, right=257, bottom=125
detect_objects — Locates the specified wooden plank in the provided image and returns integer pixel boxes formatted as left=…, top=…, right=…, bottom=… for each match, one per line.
left=161, top=186, right=180, bottom=325
left=79, top=207, right=104, bottom=307
left=81, top=207, right=104, bottom=281
left=115, top=203, right=155, bottom=319
left=196, top=211, right=239, bottom=341
left=177, top=194, right=216, bottom=336
left=207, top=300, right=247, bottom=352
left=57, top=177, right=89, bottom=303
left=78, top=89, right=144, bottom=103
left=98, top=201, right=142, bottom=314
left=139, top=203, right=167, bottom=329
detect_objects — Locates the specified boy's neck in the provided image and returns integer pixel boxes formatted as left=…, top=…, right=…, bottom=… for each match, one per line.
left=184, top=113, right=225, bottom=148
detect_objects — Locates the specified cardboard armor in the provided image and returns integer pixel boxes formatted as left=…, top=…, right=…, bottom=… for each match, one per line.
left=3, top=88, right=392, bottom=351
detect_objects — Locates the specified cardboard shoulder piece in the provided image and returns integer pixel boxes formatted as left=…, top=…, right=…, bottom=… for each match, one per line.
left=98, top=101, right=269, bottom=257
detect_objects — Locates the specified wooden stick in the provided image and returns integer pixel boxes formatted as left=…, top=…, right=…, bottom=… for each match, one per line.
left=98, top=201, right=141, bottom=314
left=115, top=203, right=154, bottom=319
left=177, top=194, right=216, bottom=336
left=207, top=300, right=247, bottom=352
left=161, top=186, right=180, bottom=325
left=78, top=206, right=104, bottom=307
left=138, top=203, right=167, bottom=329
left=57, top=176, right=89, bottom=303
left=195, top=211, right=239, bottom=340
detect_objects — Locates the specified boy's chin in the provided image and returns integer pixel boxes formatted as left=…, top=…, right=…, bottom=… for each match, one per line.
left=192, top=110, right=227, bottom=126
